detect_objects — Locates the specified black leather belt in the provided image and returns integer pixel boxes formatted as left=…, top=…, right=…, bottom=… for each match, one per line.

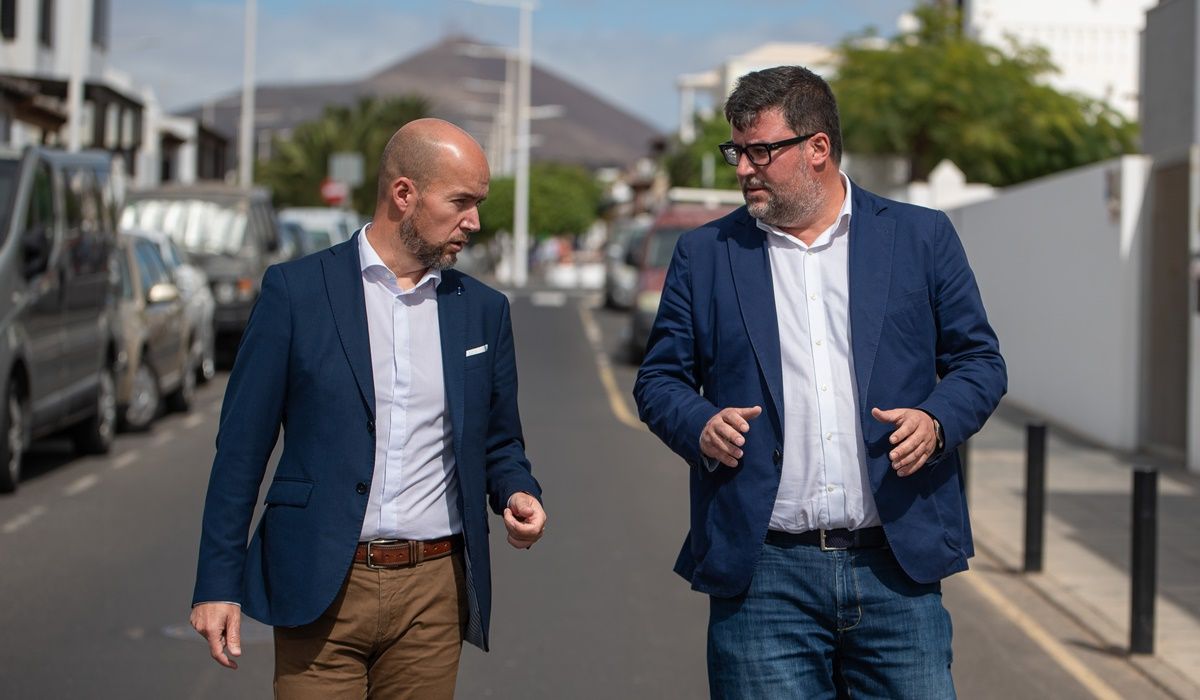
left=766, top=526, right=888, bottom=551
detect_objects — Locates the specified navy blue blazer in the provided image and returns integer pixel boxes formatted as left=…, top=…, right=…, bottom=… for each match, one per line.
left=633, top=185, right=1006, bottom=597
left=192, top=231, right=540, bottom=650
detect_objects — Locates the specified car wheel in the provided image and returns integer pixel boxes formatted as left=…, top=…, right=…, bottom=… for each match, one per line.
left=198, top=331, right=216, bottom=384
left=73, top=366, right=117, bottom=454
left=122, top=362, right=160, bottom=431
left=166, top=349, right=196, bottom=413
left=0, top=386, right=25, bottom=494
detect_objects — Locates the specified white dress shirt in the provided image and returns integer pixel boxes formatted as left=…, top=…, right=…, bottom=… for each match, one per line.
left=759, top=173, right=880, bottom=532
left=358, top=226, right=462, bottom=541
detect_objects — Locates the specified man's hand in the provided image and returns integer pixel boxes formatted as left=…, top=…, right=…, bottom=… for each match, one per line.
left=504, top=491, right=546, bottom=549
left=700, top=406, right=763, bottom=467
left=190, top=602, right=242, bottom=669
left=871, top=407, right=937, bottom=477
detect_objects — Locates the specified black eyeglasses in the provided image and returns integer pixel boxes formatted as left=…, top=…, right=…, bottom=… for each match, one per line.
left=717, top=132, right=819, bottom=166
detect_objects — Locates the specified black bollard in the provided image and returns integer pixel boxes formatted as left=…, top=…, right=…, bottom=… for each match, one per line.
left=1130, top=467, right=1158, bottom=655
left=1023, top=423, right=1047, bottom=573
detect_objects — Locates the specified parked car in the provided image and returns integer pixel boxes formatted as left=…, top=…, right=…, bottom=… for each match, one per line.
left=120, top=184, right=283, bottom=360
left=628, top=203, right=738, bottom=362
left=604, top=221, right=649, bottom=309
left=277, top=220, right=311, bottom=258
left=278, top=207, right=361, bottom=252
left=0, top=147, right=121, bottom=492
left=125, top=227, right=217, bottom=384
left=111, top=230, right=193, bottom=430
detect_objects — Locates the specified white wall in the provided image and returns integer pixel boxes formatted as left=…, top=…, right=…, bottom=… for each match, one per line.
left=947, top=155, right=1151, bottom=450
left=966, top=0, right=1156, bottom=120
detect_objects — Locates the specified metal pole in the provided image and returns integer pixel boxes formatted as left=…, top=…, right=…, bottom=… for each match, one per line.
left=238, top=0, right=257, bottom=188
left=1130, top=467, right=1158, bottom=654
left=65, top=1, right=93, bottom=152
left=512, top=1, right=532, bottom=288
left=1023, top=423, right=1047, bottom=573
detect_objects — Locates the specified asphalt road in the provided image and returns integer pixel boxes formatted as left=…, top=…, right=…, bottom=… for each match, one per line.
left=0, top=290, right=1173, bottom=699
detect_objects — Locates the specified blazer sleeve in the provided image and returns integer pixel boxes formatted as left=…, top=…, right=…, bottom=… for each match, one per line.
left=633, top=235, right=719, bottom=468
left=916, top=211, right=1008, bottom=452
left=192, top=264, right=292, bottom=605
left=484, top=296, right=541, bottom=514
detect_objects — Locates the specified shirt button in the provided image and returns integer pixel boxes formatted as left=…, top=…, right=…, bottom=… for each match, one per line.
left=367, top=420, right=375, bottom=435
left=815, top=340, right=823, bottom=347
left=821, top=384, right=829, bottom=392
left=356, top=482, right=368, bottom=495
left=772, top=448, right=783, bottom=465
left=827, top=484, right=836, bottom=493
left=825, top=432, right=833, bottom=441
left=810, top=293, right=817, bottom=301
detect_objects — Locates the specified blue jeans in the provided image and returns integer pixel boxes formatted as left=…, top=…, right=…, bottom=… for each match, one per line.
left=708, top=540, right=955, bottom=700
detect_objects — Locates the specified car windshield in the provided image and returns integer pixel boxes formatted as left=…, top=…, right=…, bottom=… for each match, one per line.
left=0, top=159, right=18, bottom=239
left=645, top=228, right=687, bottom=268
left=121, top=198, right=248, bottom=255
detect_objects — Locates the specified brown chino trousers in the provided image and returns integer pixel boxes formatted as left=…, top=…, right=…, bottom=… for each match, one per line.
left=273, top=552, right=468, bottom=699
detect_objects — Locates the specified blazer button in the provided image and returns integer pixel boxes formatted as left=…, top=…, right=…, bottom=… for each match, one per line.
left=367, top=420, right=375, bottom=435
left=773, top=448, right=783, bottom=465
left=356, top=482, right=368, bottom=495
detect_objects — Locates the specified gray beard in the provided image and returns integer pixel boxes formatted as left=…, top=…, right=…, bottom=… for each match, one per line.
left=745, top=175, right=824, bottom=229
left=399, top=217, right=458, bottom=270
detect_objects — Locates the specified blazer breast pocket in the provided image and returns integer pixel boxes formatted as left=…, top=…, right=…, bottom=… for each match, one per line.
left=886, top=286, right=930, bottom=316
left=464, top=344, right=490, bottom=372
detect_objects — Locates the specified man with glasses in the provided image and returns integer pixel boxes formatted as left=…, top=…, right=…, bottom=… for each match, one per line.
left=634, top=66, right=1005, bottom=698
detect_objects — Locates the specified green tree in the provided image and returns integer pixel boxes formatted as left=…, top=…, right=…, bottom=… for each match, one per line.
left=833, top=3, right=1137, bottom=186
left=478, top=163, right=601, bottom=240
left=257, top=96, right=429, bottom=213
left=662, top=113, right=742, bottom=190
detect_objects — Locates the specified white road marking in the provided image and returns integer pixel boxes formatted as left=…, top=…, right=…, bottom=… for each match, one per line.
left=530, top=291, right=567, bottom=307
left=112, top=451, right=139, bottom=470
left=183, top=413, right=206, bottom=429
left=63, top=474, right=101, bottom=497
left=2, top=505, right=47, bottom=534
left=151, top=430, right=176, bottom=447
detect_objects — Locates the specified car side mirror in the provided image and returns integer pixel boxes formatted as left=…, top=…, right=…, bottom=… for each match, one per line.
left=147, top=282, right=180, bottom=305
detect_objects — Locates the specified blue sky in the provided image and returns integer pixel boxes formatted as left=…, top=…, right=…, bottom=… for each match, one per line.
left=112, top=0, right=916, bottom=130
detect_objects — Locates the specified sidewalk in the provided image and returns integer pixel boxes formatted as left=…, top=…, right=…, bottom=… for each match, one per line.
left=967, top=405, right=1200, bottom=699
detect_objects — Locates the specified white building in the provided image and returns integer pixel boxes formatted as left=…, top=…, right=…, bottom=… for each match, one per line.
left=964, top=0, right=1158, bottom=120
left=0, top=0, right=225, bottom=183
left=676, top=42, right=837, bottom=143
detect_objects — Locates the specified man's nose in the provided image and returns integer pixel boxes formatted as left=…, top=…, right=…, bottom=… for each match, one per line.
left=735, top=152, right=756, bottom=179
left=462, top=209, right=480, bottom=234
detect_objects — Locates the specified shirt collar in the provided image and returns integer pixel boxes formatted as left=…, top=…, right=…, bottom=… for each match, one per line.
left=358, top=222, right=442, bottom=293
left=756, top=171, right=853, bottom=249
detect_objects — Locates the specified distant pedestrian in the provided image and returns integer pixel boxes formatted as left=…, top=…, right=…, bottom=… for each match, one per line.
left=190, top=118, right=546, bottom=698
left=634, top=66, right=1006, bottom=699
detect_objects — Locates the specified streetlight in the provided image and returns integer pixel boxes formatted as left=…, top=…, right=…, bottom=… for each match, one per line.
left=238, top=0, right=257, bottom=188
left=469, top=0, right=536, bottom=288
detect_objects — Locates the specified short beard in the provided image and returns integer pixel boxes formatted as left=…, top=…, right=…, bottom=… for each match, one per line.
left=398, top=216, right=459, bottom=270
left=745, top=170, right=825, bottom=229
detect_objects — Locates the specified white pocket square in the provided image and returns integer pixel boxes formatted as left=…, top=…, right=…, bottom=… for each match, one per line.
left=465, top=344, right=489, bottom=357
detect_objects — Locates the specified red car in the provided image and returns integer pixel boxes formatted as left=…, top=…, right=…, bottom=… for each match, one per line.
left=629, top=202, right=738, bottom=361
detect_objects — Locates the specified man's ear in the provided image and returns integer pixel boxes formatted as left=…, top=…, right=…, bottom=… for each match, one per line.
left=808, top=133, right=832, bottom=167
left=391, top=177, right=417, bottom=213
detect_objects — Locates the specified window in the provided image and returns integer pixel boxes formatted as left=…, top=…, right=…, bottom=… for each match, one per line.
left=1, top=0, right=16, bottom=40
left=134, top=239, right=168, bottom=297
left=38, top=0, right=52, bottom=47
left=91, top=0, right=107, bottom=49
left=0, top=159, right=18, bottom=244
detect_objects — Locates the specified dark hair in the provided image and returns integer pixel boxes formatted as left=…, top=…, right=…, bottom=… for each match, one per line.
left=724, top=65, right=843, bottom=164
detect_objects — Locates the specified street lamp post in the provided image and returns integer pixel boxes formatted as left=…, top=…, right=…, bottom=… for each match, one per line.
left=238, top=0, right=257, bottom=188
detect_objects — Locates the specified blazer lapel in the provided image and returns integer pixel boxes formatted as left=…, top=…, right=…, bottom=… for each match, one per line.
left=727, top=213, right=784, bottom=424
left=323, top=231, right=375, bottom=418
left=848, top=187, right=895, bottom=414
left=437, top=272, right=466, bottom=452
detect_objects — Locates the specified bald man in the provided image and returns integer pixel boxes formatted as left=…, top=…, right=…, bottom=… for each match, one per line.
left=190, top=119, right=546, bottom=698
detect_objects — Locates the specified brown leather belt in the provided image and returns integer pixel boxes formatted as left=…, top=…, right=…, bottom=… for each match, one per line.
left=353, top=535, right=463, bottom=569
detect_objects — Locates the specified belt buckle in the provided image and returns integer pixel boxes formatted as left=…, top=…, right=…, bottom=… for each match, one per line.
left=819, top=529, right=847, bottom=552
left=365, top=539, right=400, bottom=569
